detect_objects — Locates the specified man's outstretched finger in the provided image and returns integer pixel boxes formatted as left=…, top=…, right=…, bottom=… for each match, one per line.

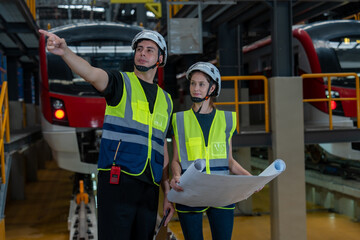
left=39, top=29, right=48, bottom=36
left=39, top=29, right=55, bottom=39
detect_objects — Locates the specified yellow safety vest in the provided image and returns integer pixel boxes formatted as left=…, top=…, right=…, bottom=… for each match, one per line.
left=172, top=109, right=236, bottom=175
left=98, top=72, right=173, bottom=185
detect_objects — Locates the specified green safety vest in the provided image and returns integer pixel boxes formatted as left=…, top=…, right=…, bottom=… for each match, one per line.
left=172, top=109, right=236, bottom=175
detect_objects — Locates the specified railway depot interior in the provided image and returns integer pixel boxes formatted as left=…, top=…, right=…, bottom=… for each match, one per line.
left=1, top=0, right=360, bottom=240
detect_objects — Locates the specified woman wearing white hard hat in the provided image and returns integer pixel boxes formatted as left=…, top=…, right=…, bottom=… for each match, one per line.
left=170, top=62, right=253, bottom=240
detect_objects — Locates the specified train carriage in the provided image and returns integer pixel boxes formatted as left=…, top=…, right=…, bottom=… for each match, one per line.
left=243, top=20, right=360, bottom=161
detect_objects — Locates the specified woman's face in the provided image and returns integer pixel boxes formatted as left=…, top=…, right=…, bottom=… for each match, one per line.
left=189, top=72, right=215, bottom=99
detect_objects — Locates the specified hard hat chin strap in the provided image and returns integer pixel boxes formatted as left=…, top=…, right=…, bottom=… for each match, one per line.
left=134, top=62, right=159, bottom=72
left=190, top=82, right=213, bottom=104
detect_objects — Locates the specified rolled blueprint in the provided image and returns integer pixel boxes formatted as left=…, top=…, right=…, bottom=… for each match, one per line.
left=168, top=159, right=286, bottom=207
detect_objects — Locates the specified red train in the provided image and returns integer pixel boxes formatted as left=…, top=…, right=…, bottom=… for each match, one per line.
left=243, top=20, right=360, bottom=161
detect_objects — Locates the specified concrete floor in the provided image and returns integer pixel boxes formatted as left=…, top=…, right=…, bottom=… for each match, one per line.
left=5, top=160, right=72, bottom=240
left=167, top=186, right=360, bottom=240
left=4, top=160, right=360, bottom=240
left=168, top=209, right=360, bottom=240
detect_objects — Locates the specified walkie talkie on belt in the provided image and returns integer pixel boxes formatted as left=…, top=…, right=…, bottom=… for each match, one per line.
left=110, top=140, right=122, bottom=184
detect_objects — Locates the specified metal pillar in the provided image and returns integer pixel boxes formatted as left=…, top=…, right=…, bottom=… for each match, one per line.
left=218, top=22, right=239, bottom=76
left=137, top=4, right=147, bottom=27
left=6, top=56, right=19, bottom=101
left=271, top=0, right=293, bottom=77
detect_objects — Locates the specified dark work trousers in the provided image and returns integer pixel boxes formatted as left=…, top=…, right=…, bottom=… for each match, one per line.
left=178, top=207, right=234, bottom=240
left=97, top=171, right=159, bottom=240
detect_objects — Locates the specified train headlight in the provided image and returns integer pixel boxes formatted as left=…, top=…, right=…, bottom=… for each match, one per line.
left=326, top=90, right=339, bottom=110
left=331, top=100, right=337, bottom=110
left=52, top=99, right=64, bottom=109
left=54, top=109, right=65, bottom=119
left=325, top=90, right=340, bottom=98
left=325, top=90, right=344, bottom=116
left=51, top=98, right=69, bottom=125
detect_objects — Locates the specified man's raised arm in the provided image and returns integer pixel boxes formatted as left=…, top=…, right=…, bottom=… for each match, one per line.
left=39, top=29, right=109, bottom=92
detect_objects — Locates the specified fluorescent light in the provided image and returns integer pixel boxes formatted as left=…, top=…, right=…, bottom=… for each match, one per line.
left=147, top=11, right=155, bottom=18
left=58, top=5, right=105, bottom=12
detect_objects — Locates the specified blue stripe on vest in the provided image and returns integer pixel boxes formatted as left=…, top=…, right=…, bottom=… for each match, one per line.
left=201, top=166, right=230, bottom=173
left=151, top=134, right=164, bottom=146
left=103, top=122, right=148, bottom=139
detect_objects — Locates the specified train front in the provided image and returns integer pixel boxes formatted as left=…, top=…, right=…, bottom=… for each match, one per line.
left=302, top=20, right=360, bottom=161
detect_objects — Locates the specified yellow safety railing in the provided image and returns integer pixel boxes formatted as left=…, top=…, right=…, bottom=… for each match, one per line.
left=169, top=0, right=187, bottom=18
left=0, top=81, right=10, bottom=184
left=26, top=0, right=36, bottom=20
left=301, top=73, right=360, bottom=130
left=214, top=76, right=269, bottom=133
left=343, top=11, right=360, bottom=20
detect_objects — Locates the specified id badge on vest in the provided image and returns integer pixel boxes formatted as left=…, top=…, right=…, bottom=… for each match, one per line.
left=110, top=140, right=122, bottom=184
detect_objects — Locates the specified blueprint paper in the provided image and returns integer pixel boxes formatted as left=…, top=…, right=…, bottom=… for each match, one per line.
left=167, top=159, right=286, bottom=207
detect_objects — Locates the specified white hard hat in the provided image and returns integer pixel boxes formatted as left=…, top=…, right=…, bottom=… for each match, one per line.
left=186, top=62, right=221, bottom=97
left=131, top=30, right=167, bottom=67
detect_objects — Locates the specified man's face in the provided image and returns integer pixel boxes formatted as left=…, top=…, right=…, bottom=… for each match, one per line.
left=134, top=40, right=163, bottom=67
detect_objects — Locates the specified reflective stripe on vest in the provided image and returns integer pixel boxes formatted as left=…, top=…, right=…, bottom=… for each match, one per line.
left=173, top=109, right=236, bottom=175
left=98, top=72, right=172, bottom=185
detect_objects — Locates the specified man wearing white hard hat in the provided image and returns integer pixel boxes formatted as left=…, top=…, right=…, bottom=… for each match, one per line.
left=39, top=28, right=174, bottom=240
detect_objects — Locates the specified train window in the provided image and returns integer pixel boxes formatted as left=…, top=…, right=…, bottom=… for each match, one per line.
left=47, top=54, right=73, bottom=81
left=47, top=45, right=134, bottom=97
left=71, top=45, right=134, bottom=72
left=328, top=36, right=360, bottom=72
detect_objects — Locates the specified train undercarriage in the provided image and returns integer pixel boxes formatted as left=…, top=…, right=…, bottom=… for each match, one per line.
left=252, top=145, right=360, bottom=181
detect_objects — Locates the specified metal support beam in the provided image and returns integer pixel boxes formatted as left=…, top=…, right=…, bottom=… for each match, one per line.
left=218, top=22, right=239, bottom=76
left=271, top=0, right=293, bottom=77
left=232, top=133, right=271, bottom=147
left=136, top=4, right=147, bottom=26
left=232, top=128, right=360, bottom=147
left=6, top=57, right=19, bottom=101
left=145, top=3, right=161, bottom=18
left=305, top=129, right=360, bottom=144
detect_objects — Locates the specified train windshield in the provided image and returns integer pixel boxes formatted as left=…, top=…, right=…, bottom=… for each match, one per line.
left=326, top=36, right=360, bottom=88
left=328, top=36, right=360, bottom=73
left=47, top=45, right=134, bottom=96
